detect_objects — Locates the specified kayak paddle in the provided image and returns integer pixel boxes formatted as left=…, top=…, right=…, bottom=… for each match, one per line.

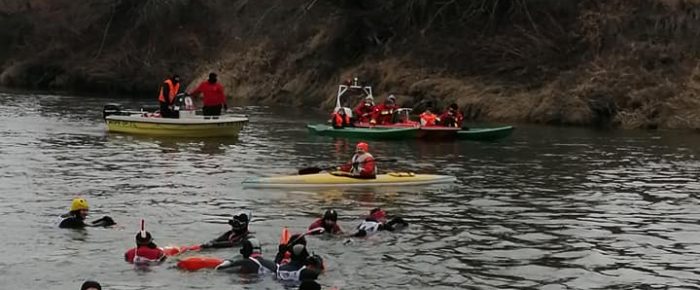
left=298, top=158, right=398, bottom=175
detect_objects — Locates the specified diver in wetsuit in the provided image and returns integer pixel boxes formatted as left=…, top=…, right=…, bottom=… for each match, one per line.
left=216, top=238, right=276, bottom=274
left=351, top=207, right=408, bottom=237
left=58, top=197, right=115, bottom=229
left=275, top=234, right=324, bottom=282
left=201, top=213, right=251, bottom=249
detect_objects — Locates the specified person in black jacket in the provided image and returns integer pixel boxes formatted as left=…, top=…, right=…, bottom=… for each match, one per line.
left=58, top=197, right=115, bottom=229
left=216, top=238, right=276, bottom=274
left=200, top=213, right=251, bottom=249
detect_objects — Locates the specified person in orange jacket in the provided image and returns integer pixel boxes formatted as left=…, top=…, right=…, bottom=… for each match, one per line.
left=335, top=142, right=376, bottom=179
left=189, top=72, right=227, bottom=116
left=158, top=74, right=181, bottom=118
left=438, top=103, right=464, bottom=127
left=419, top=107, right=438, bottom=126
left=353, top=95, right=375, bottom=123
left=331, top=108, right=351, bottom=129
left=371, top=95, right=399, bottom=125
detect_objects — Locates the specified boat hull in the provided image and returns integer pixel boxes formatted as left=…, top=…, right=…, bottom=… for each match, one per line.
left=242, top=172, right=456, bottom=188
left=105, top=115, right=248, bottom=137
left=353, top=122, right=513, bottom=141
left=457, top=126, right=514, bottom=141
left=306, top=124, right=418, bottom=140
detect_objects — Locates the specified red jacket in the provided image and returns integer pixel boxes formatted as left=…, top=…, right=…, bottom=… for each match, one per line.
left=438, top=110, right=464, bottom=127
left=353, top=102, right=374, bottom=123
left=190, top=81, right=226, bottom=107
left=308, top=218, right=343, bottom=234
left=125, top=246, right=166, bottom=264
left=339, top=153, right=376, bottom=178
left=372, top=103, right=399, bottom=125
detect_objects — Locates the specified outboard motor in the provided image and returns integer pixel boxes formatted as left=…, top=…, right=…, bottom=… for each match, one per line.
left=103, top=103, right=122, bottom=119
left=173, top=93, right=194, bottom=111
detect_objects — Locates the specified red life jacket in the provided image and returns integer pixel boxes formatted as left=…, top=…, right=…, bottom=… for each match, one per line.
left=125, top=246, right=166, bottom=265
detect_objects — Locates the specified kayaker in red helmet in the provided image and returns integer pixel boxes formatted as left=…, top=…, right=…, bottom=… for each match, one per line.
left=351, top=207, right=408, bottom=237
left=334, top=142, right=376, bottom=179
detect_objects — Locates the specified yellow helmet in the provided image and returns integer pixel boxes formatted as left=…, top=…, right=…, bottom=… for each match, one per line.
left=70, top=198, right=89, bottom=211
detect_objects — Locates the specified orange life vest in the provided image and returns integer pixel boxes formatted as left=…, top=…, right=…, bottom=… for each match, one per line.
left=158, top=79, right=180, bottom=104
left=333, top=112, right=350, bottom=127
left=420, top=112, right=437, bottom=126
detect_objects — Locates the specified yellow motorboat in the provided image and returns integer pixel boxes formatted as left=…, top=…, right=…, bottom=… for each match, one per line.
left=103, top=104, right=248, bottom=137
left=242, top=172, right=456, bottom=188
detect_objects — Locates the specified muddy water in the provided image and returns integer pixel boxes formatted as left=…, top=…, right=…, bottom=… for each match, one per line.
left=1, top=92, right=700, bottom=289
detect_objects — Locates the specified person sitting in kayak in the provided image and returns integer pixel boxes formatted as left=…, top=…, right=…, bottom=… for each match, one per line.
left=308, top=209, right=343, bottom=235
left=419, top=107, right=439, bottom=126
left=333, top=142, right=376, bottom=179
left=371, top=94, right=399, bottom=125
left=331, top=108, right=351, bottom=129
left=125, top=230, right=166, bottom=265
left=351, top=208, right=408, bottom=237
left=216, top=238, right=276, bottom=274
left=201, top=212, right=251, bottom=249
left=58, top=197, right=116, bottom=229
left=353, top=95, right=375, bottom=123
left=438, top=103, right=464, bottom=128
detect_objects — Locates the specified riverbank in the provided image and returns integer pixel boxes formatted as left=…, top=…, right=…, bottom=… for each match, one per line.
left=1, top=0, right=699, bottom=128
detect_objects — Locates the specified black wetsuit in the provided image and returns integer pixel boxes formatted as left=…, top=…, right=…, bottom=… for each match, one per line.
left=58, top=212, right=115, bottom=229
left=217, top=254, right=276, bottom=274
left=202, top=230, right=250, bottom=249
left=58, top=212, right=88, bottom=229
left=275, top=259, right=321, bottom=282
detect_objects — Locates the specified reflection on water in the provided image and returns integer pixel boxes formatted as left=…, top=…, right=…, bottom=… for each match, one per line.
left=1, top=92, right=700, bottom=289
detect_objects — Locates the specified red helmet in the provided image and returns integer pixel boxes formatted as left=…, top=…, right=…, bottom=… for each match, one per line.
left=369, top=208, right=386, bottom=221
left=356, top=142, right=369, bottom=152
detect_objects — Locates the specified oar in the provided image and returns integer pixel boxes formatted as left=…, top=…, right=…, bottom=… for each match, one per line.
left=298, top=158, right=398, bottom=175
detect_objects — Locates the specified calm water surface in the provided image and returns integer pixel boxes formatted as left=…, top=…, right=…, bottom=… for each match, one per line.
left=1, top=92, right=700, bottom=290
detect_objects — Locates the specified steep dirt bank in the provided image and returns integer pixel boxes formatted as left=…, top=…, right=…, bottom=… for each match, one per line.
left=1, top=0, right=699, bottom=128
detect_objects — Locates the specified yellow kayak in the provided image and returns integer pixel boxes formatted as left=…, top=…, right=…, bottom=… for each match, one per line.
left=242, top=172, right=456, bottom=188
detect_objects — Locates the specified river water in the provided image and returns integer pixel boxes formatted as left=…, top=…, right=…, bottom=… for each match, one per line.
left=1, top=92, right=700, bottom=290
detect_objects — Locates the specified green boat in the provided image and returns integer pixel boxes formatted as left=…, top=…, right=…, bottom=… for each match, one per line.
left=457, top=126, right=514, bottom=141
left=307, top=124, right=418, bottom=140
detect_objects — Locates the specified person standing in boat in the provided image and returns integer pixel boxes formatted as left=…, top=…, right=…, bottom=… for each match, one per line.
left=438, top=103, right=464, bottom=128
left=371, top=95, right=399, bottom=125
left=158, top=74, right=181, bottom=118
left=200, top=212, right=251, bottom=249
left=58, top=197, right=115, bottom=229
left=333, top=142, right=376, bottom=179
left=331, top=108, right=351, bottom=129
left=353, top=95, right=375, bottom=123
left=189, top=72, right=227, bottom=116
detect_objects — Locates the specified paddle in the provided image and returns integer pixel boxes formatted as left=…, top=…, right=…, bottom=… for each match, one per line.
left=298, top=158, right=398, bottom=175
